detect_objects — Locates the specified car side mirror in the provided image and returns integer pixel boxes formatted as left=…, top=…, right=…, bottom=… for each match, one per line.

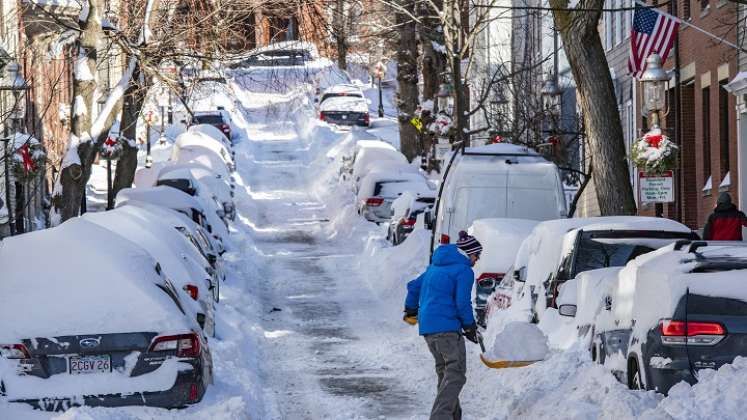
left=207, top=254, right=217, bottom=266
left=558, top=304, right=577, bottom=317
left=513, top=267, right=527, bottom=283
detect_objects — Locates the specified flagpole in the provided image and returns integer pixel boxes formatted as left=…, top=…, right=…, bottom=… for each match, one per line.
left=672, top=1, right=682, bottom=223
left=635, top=0, right=747, bottom=54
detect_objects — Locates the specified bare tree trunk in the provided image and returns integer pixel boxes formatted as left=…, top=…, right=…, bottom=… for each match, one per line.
left=334, top=0, right=347, bottom=69
left=113, top=61, right=146, bottom=196
left=550, top=0, right=636, bottom=215
left=418, top=0, right=444, bottom=101
left=396, top=0, right=419, bottom=160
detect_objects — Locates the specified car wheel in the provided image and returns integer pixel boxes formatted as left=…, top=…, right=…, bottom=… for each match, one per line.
left=627, top=356, right=645, bottom=390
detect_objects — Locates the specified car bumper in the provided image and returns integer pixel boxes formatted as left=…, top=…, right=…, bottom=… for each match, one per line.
left=645, top=357, right=696, bottom=394
left=9, top=365, right=206, bottom=411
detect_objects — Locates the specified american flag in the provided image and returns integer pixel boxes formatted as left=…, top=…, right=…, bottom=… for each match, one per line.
left=628, top=4, right=679, bottom=78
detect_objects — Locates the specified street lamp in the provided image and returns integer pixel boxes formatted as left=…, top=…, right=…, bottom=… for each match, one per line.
left=0, top=61, right=29, bottom=237
left=541, top=72, right=562, bottom=116
left=374, top=61, right=386, bottom=118
left=436, top=83, right=453, bottom=114
left=640, top=53, right=668, bottom=128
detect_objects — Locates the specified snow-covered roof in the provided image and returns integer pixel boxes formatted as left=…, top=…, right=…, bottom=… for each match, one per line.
left=0, top=218, right=192, bottom=342
left=352, top=147, right=408, bottom=182
left=115, top=186, right=204, bottom=214
left=573, top=216, right=692, bottom=234
left=320, top=96, right=368, bottom=113
left=174, top=131, right=233, bottom=167
left=355, top=139, right=396, bottom=153
left=173, top=147, right=232, bottom=180
left=464, top=143, right=540, bottom=155
left=159, top=164, right=232, bottom=203
left=357, top=171, right=430, bottom=200
left=469, top=218, right=539, bottom=275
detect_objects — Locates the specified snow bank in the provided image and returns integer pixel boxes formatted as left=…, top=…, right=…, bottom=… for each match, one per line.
left=485, top=322, right=549, bottom=361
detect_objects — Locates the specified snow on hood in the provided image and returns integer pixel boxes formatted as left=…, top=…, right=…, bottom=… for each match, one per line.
left=159, top=164, right=232, bottom=203
left=0, top=219, right=191, bottom=342
left=189, top=124, right=230, bottom=146
left=174, top=131, right=233, bottom=167
left=469, top=218, right=538, bottom=275
left=320, top=95, right=368, bottom=113
left=355, top=139, right=397, bottom=153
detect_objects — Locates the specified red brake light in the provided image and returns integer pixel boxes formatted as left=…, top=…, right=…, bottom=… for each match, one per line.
left=440, top=234, right=450, bottom=244
left=364, top=113, right=370, bottom=125
left=477, top=273, right=504, bottom=281
left=366, top=197, right=384, bottom=207
left=399, top=218, right=416, bottom=226
left=184, top=284, right=199, bottom=300
left=660, top=320, right=726, bottom=336
left=0, top=343, right=30, bottom=359
left=149, top=333, right=201, bottom=358
left=189, top=383, right=199, bottom=402
left=319, top=112, right=325, bottom=121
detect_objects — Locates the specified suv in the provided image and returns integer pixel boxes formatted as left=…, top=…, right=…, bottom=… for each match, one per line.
left=592, top=241, right=747, bottom=394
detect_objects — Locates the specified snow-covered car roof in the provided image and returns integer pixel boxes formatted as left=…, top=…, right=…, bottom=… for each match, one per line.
left=354, top=139, right=397, bottom=153
left=357, top=171, right=431, bottom=201
left=82, top=208, right=209, bottom=313
left=469, top=218, right=539, bottom=275
left=173, top=146, right=232, bottom=180
left=0, top=218, right=193, bottom=342
left=323, top=84, right=363, bottom=95
left=174, top=131, right=233, bottom=168
left=464, top=143, right=540, bottom=155
left=352, top=148, right=408, bottom=182
left=188, top=124, right=231, bottom=147
left=159, top=164, right=232, bottom=204
left=116, top=186, right=204, bottom=215
left=320, top=95, right=368, bottom=113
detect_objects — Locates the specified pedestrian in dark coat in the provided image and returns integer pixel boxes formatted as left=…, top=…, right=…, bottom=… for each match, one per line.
left=404, top=231, right=482, bottom=420
left=703, top=192, right=747, bottom=241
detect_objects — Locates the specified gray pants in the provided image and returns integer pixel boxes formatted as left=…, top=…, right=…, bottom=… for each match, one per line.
left=424, top=332, right=466, bottom=420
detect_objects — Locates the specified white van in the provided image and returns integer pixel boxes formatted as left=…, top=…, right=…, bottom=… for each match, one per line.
left=432, top=143, right=567, bottom=250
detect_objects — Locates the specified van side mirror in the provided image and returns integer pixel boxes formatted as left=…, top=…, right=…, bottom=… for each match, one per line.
left=513, top=267, right=527, bottom=283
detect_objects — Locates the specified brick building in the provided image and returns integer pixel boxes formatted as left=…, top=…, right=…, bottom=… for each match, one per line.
left=636, top=0, right=739, bottom=230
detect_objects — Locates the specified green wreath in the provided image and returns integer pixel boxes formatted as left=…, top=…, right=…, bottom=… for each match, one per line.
left=12, top=141, right=47, bottom=181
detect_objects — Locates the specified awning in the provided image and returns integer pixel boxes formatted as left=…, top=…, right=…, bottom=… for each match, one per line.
left=724, top=72, right=747, bottom=95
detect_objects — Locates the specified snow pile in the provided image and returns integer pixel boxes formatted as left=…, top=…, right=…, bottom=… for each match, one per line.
left=485, top=322, right=549, bottom=361
left=651, top=357, right=747, bottom=419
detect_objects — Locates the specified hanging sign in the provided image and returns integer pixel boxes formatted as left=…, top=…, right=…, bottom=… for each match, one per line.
left=639, top=171, right=674, bottom=203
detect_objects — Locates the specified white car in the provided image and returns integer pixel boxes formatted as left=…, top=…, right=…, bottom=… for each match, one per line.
left=320, top=95, right=370, bottom=127
left=82, top=207, right=217, bottom=337
left=467, top=218, right=538, bottom=326
left=432, top=143, right=567, bottom=250
left=357, top=170, right=434, bottom=223
left=0, top=218, right=211, bottom=409
left=341, top=139, right=397, bottom=178
left=158, top=163, right=235, bottom=220
left=318, top=84, right=364, bottom=106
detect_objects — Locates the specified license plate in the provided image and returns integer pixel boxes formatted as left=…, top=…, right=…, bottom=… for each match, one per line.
left=69, top=355, right=111, bottom=375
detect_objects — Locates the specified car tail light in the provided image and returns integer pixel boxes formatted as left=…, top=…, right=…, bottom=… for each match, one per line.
left=366, top=197, right=384, bottom=207
left=660, top=320, right=726, bottom=346
left=399, top=218, right=416, bottom=227
left=184, top=284, right=199, bottom=300
left=149, top=333, right=201, bottom=357
left=364, top=113, right=370, bottom=125
left=189, top=383, right=199, bottom=402
left=477, top=273, right=504, bottom=289
left=0, top=344, right=30, bottom=359
left=319, top=111, right=326, bottom=121
left=440, top=234, right=450, bottom=244
left=220, top=124, right=230, bottom=133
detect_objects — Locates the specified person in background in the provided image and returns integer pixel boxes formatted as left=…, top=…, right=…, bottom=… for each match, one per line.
left=403, top=231, right=482, bottom=420
left=703, top=192, right=747, bottom=241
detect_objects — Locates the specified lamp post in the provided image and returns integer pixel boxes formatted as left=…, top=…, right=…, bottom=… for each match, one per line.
left=374, top=61, right=386, bottom=118
left=640, top=53, right=669, bottom=217
left=0, top=62, right=29, bottom=236
left=436, top=82, right=453, bottom=115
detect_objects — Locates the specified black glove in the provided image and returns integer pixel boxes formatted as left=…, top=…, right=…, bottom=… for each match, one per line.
left=463, top=323, right=479, bottom=344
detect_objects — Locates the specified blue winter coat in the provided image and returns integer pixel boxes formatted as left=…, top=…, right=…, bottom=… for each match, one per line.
left=404, top=244, right=475, bottom=335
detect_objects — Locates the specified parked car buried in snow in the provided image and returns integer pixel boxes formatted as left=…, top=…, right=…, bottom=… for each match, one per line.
left=591, top=241, right=747, bottom=394
left=467, top=218, right=538, bottom=327
left=320, top=95, right=370, bottom=127
left=0, top=219, right=212, bottom=410
left=318, top=84, right=364, bottom=107
left=386, top=191, right=435, bottom=245
left=357, top=170, right=434, bottom=224
left=190, top=111, right=233, bottom=142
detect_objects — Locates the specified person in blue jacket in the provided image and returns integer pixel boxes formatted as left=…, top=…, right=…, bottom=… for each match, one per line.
left=404, top=231, right=482, bottom=420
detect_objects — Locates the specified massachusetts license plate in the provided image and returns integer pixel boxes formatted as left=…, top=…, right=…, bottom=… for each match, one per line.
left=69, top=355, right=111, bottom=375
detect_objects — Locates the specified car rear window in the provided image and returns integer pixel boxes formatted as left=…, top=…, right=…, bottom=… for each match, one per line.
left=193, top=115, right=224, bottom=125
left=374, top=181, right=428, bottom=198
left=572, top=239, right=655, bottom=276
left=322, top=92, right=363, bottom=102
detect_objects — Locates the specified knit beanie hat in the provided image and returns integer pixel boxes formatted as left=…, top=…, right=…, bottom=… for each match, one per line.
left=456, top=231, right=483, bottom=256
left=718, top=192, right=732, bottom=205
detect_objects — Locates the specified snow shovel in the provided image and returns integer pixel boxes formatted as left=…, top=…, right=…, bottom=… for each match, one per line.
left=477, top=332, right=541, bottom=369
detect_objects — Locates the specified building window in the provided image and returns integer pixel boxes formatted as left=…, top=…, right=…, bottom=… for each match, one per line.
left=701, top=0, right=709, bottom=11
left=604, top=11, right=613, bottom=50
left=683, top=0, right=691, bottom=19
left=719, top=81, right=730, bottom=176
left=615, top=0, right=624, bottom=46
left=702, top=86, right=711, bottom=187
left=624, top=0, right=632, bottom=39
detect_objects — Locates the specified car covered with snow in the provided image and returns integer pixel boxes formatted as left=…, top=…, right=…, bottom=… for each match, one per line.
left=386, top=191, right=435, bottom=245
left=512, top=217, right=696, bottom=324
left=158, top=163, right=236, bottom=221
left=432, top=143, right=567, bottom=251
left=318, top=84, right=364, bottom=106
left=83, top=207, right=218, bottom=337
left=351, top=146, right=409, bottom=189
left=320, top=95, right=370, bottom=127
left=467, top=218, right=538, bottom=326
left=172, top=131, right=234, bottom=173
left=357, top=171, right=434, bottom=223
left=591, top=241, right=747, bottom=394
left=231, top=41, right=318, bottom=67
left=0, top=219, right=212, bottom=410
left=190, top=111, right=233, bottom=142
